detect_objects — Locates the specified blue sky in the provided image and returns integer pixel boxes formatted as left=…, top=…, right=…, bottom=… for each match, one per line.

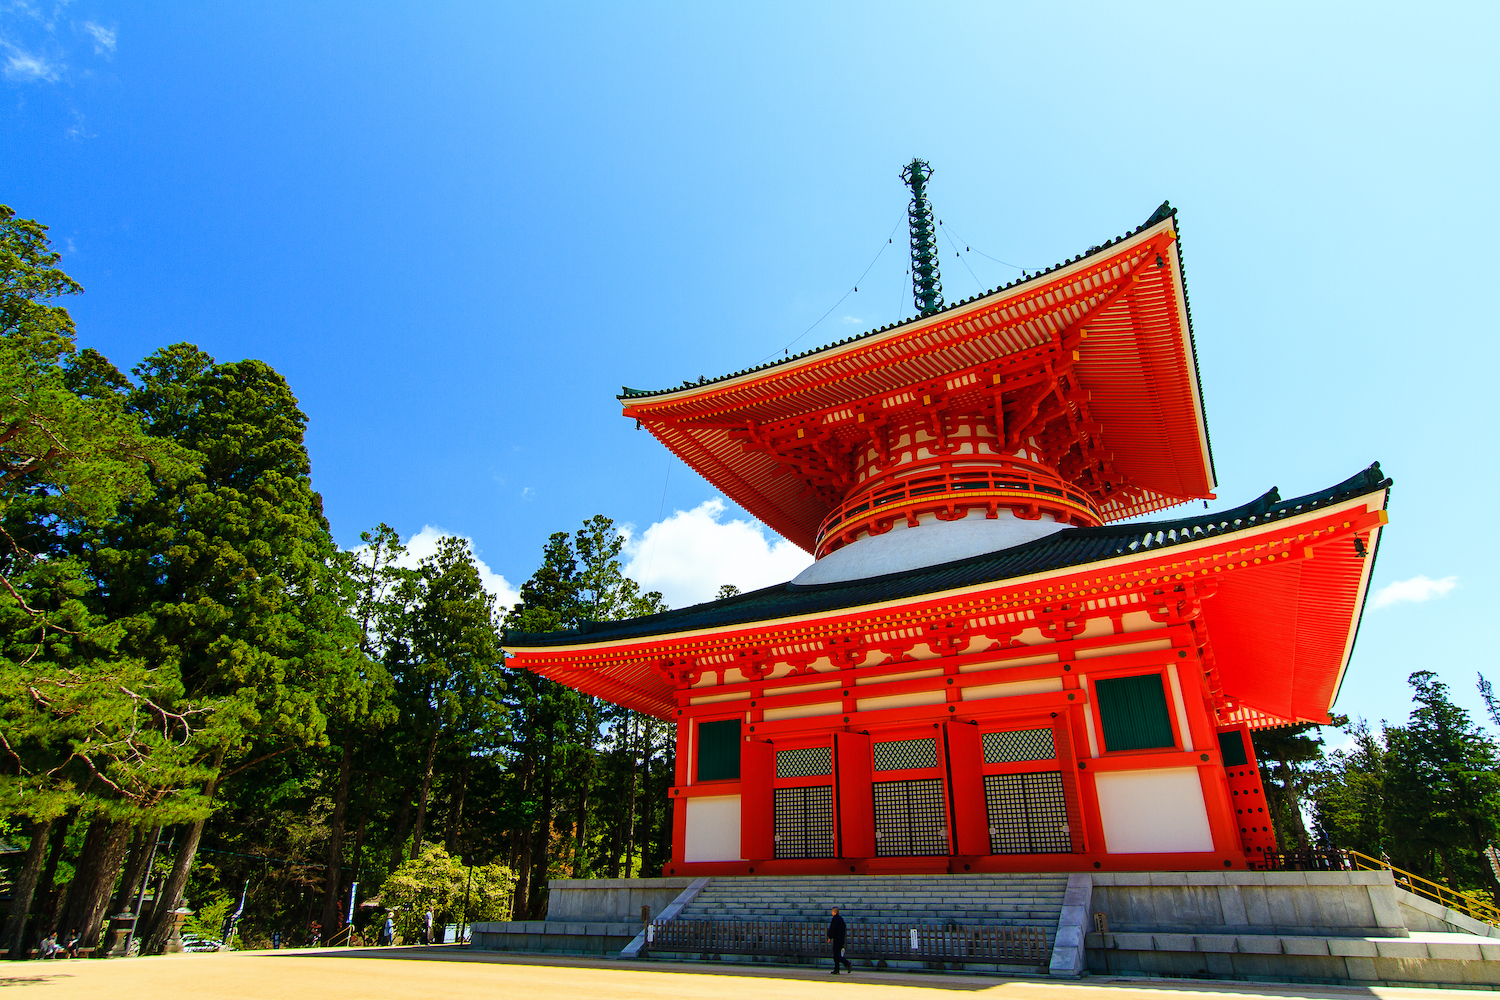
left=4, top=2, right=1496, bottom=735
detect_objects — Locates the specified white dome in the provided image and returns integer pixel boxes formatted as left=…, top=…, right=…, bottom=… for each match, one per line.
left=792, top=508, right=1073, bottom=586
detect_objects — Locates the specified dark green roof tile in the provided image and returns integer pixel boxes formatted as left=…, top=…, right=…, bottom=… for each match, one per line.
left=505, top=463, right=1390, bottom=649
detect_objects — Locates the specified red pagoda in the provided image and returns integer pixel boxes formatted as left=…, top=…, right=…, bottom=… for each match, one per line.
left=505, top=175, right=1388, bottom=876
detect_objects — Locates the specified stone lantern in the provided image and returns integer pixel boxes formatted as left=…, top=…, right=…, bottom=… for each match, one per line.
left=164, top=907, right=193, bottom=954
left=103, top=912, right=136, bottom=957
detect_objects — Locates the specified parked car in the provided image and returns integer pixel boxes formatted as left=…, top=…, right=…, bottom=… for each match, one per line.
left=179, top=933, right=225, bottom=953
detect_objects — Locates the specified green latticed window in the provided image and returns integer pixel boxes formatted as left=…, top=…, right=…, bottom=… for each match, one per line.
left=872, top=738, right=938, bottom=771
left=1094, top=674, right=1175, bottom=752
left=697, top=719, right=741, bottom=781
left=776, top=746, right=832, bottom=779
left=774, top=785, right=835, bottom=858
left=983, top=728, right=1055, bottom=763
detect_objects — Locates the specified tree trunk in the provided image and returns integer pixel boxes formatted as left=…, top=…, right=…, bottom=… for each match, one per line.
left=320, top=732, right=356, bottom=934
left=31, top=812, right=72, bottom=941
left=1276, top=761, right=1311, bottom=850
left=445, top=755, right=471, bottom=855
left=640, top=718, right=653, bottom=876
left=571, top=700, right=597, bottom=877
left=0, top=817, right=54, bottom=959
left=511, top=760, right=534, bottom=919
left=60, top=818, right=132, bottom=948
left=387, top=782, right=416, bottom=875
left=351, top=799, right=369, bottom=889
left=623, top=712, right=638, bottom=877
left=1438, top=848, right=1458, bottom=889
left=109, top=827, right=147, bottom=917
left=513, top=836, right=533, bottom=919
left=529, top=735, right=554, bottom=919
left=645, top=718, right=660, bottom=876
left=409, top=728, right=441, bottom=861
left=139, top=819, right=205, bottom=954
left=141, top=757, right=222, bottom=955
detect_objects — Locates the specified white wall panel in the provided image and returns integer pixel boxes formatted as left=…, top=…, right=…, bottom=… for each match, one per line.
left=1095, top=767, right=1212, bottom=854
left=683, top=795, right=742, bottom=862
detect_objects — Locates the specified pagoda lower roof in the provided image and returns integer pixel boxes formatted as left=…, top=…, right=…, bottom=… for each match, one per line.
left=619, top=202, right=1215, bottom=552
left=506, top=464, right=1391, bottom=726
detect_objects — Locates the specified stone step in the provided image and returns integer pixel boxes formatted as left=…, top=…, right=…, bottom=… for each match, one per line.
left=678, top=874, right=1067, bottom=931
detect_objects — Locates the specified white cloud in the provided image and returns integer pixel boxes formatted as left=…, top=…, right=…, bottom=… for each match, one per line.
left=399, top=525, right=521, bottom=612
left=3, top=46, right=57, bottom=81
left=81, top=21, right=115, bottom=54
left=1373, top=574, right=1456, bottom=609
left=841, top=314, right=864, bottom=325
left=65, top=110, right=93, bottom=140
left=623, top=498, right=813, bottom=609
left=350, top=525, right=521, bottom=615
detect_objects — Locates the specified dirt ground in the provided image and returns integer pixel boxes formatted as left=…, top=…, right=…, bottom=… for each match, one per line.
left=0, top=946, right=1487, bottom=1000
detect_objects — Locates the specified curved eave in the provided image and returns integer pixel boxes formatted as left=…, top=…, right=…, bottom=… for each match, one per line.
left=508, top=466, right=1390, bottom=725
left=621, top=205, right=1213, bottom=551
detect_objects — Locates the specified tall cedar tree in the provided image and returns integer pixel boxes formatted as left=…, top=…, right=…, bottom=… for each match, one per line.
left=502, top=517, right=664, bottom=916
left=317, top=525, right=401, bottom=934
left=1382, top=671, right=1500, bottom=887
left=0, top=207, right=187, bottom=956
left=68, top=345, right=366, bottom=953
left=385, top=536, right=505, bottom=868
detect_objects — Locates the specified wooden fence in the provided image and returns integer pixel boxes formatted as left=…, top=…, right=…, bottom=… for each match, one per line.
left=646, top=919, right=1049, bottom=964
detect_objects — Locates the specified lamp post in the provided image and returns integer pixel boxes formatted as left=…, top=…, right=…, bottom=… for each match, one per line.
left=456, top=857, right=474, bottom=953
left=122, top=825, right=163, bottom=958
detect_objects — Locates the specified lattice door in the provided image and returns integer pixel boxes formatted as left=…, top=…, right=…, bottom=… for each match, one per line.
left=872, top=779, right=949, bottom=856
left=983, top=771, right=1071, bottom=854
left=773, top=785, right=835, bottom=858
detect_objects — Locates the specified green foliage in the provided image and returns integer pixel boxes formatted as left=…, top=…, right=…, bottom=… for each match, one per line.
left=388, top=535, right=505, bottom=752
left=1313, top=672, right=1500, bottom=892
left=379, top=842, right=515, bottom=938
left=0, top=209, right=200, bottom=828
left=1312, top=720, right=1387, bottom=856
left=1384, top=672, right=1500, bottom=884
left=0, top=205, right=187, bottom=556
left=1252, top=720, right=1334, bottom=851
left=183, top=891, right=234, bottom=941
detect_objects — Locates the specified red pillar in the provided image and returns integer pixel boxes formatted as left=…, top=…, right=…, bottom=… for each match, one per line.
left=740, top=740, right=774, bottom=861
left=944, top=721, right=988, bottom=857
left=1053, top=712, right=1088, bottom=853
left=835, top=731, right=874, bottom=859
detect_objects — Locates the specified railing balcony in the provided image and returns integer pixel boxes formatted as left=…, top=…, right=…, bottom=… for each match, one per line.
left=815, top=461, right=1102, bottom=558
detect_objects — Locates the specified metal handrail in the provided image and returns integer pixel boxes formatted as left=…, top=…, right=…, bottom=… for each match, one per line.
left=327, top=924, right=362, bottom=948
left=1259, top=848, right=1500, bottom=929
left=1343, top=850, right=1500, bottom=928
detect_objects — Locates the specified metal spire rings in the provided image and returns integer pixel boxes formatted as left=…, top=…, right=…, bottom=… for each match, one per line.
left=900, top=158, right=944, bottom=317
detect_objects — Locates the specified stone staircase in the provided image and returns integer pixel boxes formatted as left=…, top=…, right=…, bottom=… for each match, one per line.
left=678, top=873, right=1068, bottom=930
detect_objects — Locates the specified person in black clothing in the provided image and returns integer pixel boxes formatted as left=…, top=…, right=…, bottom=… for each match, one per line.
left=826, top=907, right=852, bottom=974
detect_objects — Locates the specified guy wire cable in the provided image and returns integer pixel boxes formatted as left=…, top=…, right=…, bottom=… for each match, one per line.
left=755, top=214, right=904, bottom=365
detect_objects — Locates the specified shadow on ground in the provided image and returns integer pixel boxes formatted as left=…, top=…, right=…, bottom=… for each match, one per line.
left=255, top=946, right=1394, bottom=998
left=0, top=972, right=72, bottom=989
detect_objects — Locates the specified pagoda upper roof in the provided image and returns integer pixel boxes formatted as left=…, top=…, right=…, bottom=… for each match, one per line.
left=619, top=202, right=1215, bottom=552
